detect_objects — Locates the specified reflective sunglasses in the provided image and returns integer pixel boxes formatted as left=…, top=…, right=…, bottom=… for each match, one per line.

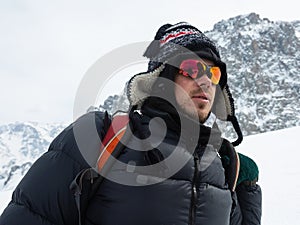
left=178, top=59, right=221, bottom=85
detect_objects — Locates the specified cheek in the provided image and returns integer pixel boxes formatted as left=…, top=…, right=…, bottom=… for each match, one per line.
left=174, top=83, right=190, bottom=103
left=174, top=77, right=190, bottom=99
left=174, top=85, right=182, bottom=104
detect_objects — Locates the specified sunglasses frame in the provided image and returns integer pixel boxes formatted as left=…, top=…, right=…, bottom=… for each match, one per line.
left=178, top=59, right=221, bottom=85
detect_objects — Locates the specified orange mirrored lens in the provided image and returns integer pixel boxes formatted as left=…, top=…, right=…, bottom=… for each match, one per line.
left=210, top=67, right=221, bottom=85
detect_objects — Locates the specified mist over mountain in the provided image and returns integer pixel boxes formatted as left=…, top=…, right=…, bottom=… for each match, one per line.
left=1, top=13, right=299, bottom=191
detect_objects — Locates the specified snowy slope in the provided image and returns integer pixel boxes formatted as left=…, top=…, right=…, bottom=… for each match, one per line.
left=1, top=126, right=300, bottom=224
left=236, top=126, right=300, bottom=225
left=1, top=12, right=300, bottom=223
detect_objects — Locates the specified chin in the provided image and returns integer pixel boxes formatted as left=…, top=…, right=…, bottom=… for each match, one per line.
left=180, top=107, right=208, bottom=123
left=194, top=106, right=210, bottom=122
left=178, top=102, right=211, bottom=123
left=197, top=112, right=208, bottom=123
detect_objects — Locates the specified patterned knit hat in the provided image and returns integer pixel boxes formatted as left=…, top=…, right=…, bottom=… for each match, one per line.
left=127, top=22, right=243, bottom=146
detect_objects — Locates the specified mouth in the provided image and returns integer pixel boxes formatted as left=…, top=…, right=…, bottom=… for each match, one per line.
left=192, top=93, right=209, bottom=101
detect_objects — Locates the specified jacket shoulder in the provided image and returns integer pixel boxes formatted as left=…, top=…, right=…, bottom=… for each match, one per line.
left=48, top=111, right=111, bottom=166
left=0, top=111, right=111, bottom=225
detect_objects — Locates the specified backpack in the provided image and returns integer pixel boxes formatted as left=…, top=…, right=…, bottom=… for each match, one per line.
left=69, top=113, right=130, bottom=225
left=69, top=112, right=240, bottom=225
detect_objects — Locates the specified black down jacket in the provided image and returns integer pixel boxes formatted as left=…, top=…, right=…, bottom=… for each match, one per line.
left=0, top=99, right=261, bottom=225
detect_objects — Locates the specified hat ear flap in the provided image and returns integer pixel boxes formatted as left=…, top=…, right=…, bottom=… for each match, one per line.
left=218, top=62, right=227, bottom=89
left=212, top=85, right=244, bottom=146
left=212, top=86, right=228, bottom=120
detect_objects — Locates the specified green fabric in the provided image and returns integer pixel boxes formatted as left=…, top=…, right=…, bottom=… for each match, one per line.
left=237, top=153, right=259, bottom=186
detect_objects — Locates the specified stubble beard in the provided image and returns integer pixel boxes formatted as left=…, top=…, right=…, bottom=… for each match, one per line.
left=177, top=98, right=209, bottom=124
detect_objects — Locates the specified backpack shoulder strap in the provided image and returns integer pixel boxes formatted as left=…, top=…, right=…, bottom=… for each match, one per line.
left=70, top=113, right=130, bottom=225
left=97, top=114, right=129, bottom=171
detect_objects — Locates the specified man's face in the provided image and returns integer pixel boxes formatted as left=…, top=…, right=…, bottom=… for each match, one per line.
left=174, top=58, right=217, bottom=123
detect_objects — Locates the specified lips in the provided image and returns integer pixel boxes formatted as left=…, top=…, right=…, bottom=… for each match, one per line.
left=192, top=93, right=209, bottom=101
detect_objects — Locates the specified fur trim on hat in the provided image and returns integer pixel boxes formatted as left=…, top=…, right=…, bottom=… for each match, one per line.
left=127, top=64, right=165, bottom=107
left=126, top=22, right=243, bottom=146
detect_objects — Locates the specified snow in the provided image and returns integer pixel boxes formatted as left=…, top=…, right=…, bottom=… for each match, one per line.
left=0, top=190, right=11, bottom=215
left=0, top=126, right=300, bottom=224
left=236, top=126, right=300, bottom=224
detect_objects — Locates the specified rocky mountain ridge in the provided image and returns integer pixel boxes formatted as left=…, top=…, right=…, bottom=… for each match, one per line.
left=101, top=13, right=300, bottom=137
left=0, top=122, right=65, bottom=190
left=1, top=13, right=299, bottom=191
left=205, top=13, right=300, bottom=136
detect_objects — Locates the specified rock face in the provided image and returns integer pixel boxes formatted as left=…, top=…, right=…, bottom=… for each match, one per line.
left=0, top=122, right=65, bottom=191
left=101, top=13, right=300, bottom=137
left=1, top=13, right=300, bottom=191
left=205, top=13, right=300, bottom=136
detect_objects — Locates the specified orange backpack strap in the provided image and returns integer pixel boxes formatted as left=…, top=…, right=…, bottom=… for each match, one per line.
left=97, top=114, right=130, bottom=172
left=70, top=113, right=130, bottom=225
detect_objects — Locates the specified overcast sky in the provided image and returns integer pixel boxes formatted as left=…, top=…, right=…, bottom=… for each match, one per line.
left=0, top=0, right=299, bottom=124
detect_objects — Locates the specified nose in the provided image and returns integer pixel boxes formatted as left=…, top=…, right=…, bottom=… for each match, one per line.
left=194, top=74, right=212, bottom=88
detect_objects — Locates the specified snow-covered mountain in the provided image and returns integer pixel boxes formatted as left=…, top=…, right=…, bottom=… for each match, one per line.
left=205, top=13, right=300, bottom=136
left=0, top=12, right=299, bottom=210
left=101, top=13, right=300, bottom=137
left=0, top=122, right=65, bottom=191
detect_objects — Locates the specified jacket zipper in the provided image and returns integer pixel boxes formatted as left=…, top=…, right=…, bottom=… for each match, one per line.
left=189, top=153, right=200, bottom=225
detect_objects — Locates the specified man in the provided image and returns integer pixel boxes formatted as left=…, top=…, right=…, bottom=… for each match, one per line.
left=0, top=22, right=261, bottom=225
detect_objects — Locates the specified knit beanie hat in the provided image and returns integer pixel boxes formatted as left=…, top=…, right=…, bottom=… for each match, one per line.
left=127, top=22, right=243, bottom=146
